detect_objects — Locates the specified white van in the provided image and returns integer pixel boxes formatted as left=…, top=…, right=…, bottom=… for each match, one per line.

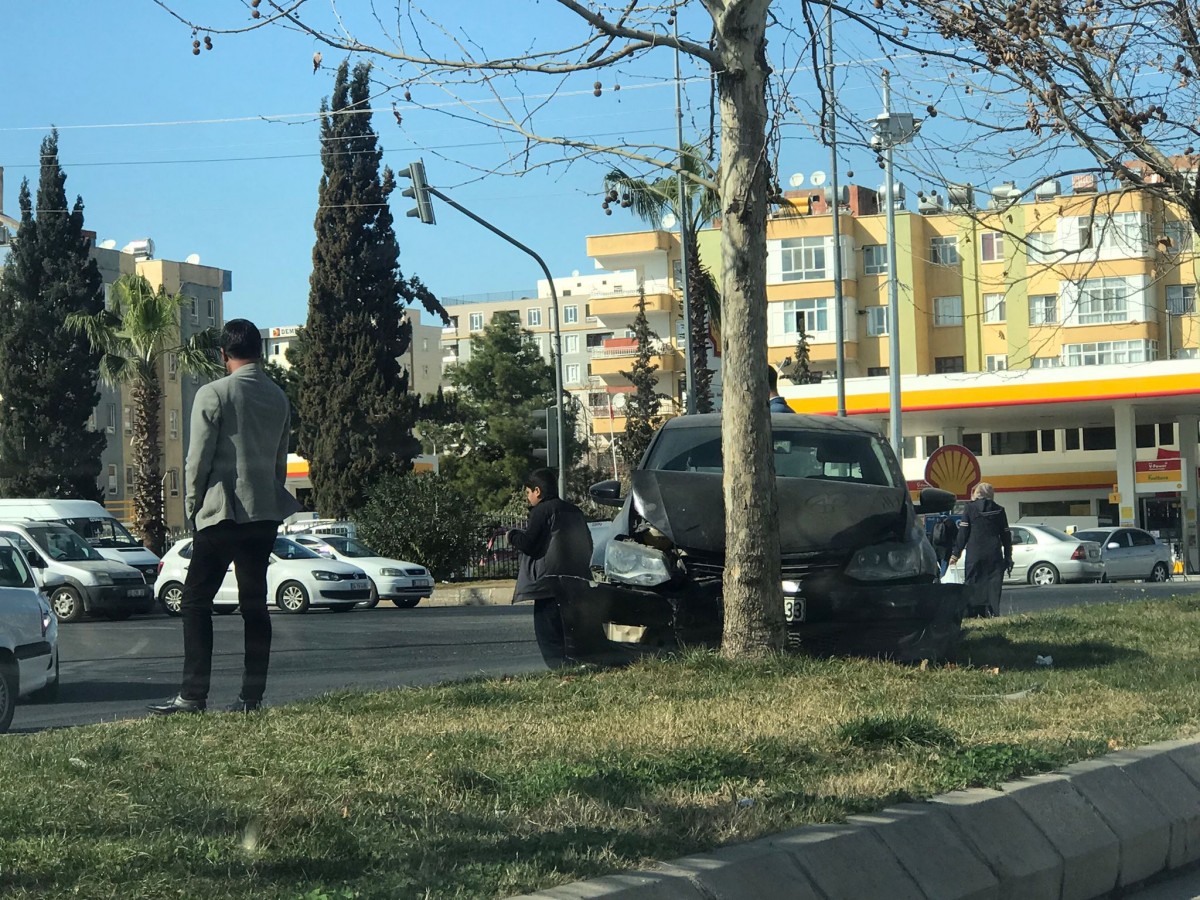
left=0, top=500, right=160, bottom=582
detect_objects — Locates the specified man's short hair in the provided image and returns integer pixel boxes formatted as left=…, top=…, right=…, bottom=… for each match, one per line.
left=524, top=467, right=559, bottom=499
left=767, top=366, right=780, bottom=391
left=221, top=319, right=263, bottom=361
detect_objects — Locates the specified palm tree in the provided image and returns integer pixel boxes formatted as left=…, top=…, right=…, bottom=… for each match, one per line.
left=604, top=146, right=722, bottom=413
left=66, top=274, right=224, bottom=556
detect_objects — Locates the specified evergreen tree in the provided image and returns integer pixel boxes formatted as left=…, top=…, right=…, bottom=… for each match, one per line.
left=294, top=61, right=445, bottom=518
left=619, top=285, right=665, bottom=467
left=0, top=132, right=106, bottom=499
left=788, top=321, right=815, bottom=384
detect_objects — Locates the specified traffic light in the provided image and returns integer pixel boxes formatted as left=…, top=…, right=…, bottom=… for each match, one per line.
left=400, top=159, right=436, bottom=225
left=530, top=407, right=559, bottom=466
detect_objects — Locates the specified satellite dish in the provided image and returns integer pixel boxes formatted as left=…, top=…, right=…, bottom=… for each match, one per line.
left=611, top=393, right=627, bottom=410
left=788, top=173, right=806, bottom=188
left=98, top=239, right=117, bottom=250
left=571, top=269, right=580, bottom=277
left=660, top=213, right=677, bottom=230
left=810, top=171, right=827, bottom=187
left=185, top=253, right=201, bottom=265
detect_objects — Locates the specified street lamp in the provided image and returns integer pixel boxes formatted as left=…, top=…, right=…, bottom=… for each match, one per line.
left=868, top=71, right=920, bottom=453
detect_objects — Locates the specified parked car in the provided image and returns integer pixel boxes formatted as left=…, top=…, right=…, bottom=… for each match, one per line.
left=155, top=536, right=372, bottom=615
left=0, top=520, right=154, bottom=622
left=0, top=537, right=60, bottom=732
left=291, top=534, right=434, bottom=608
left=1071, top=526, right=1173, bottom=582
left=539, top=413, right=962, bottom=667
left=945, top=523, right=1105, bottom=586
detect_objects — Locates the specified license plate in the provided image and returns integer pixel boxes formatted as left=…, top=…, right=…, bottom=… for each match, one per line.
left=126, top=587, right=146, bottom=597
left=351, top=581, right=367, bottom=590
left=418, top=578, right=432, bottom=587
left=784, top=595, right=806, bottom=623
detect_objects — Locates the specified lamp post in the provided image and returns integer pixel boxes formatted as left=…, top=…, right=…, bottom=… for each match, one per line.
left=868, top=71, right=920, bottom=452
left=673, top=15, right=696, bottom=414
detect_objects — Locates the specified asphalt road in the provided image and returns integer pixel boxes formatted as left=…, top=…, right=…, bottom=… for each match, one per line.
left=10, top=577, right=1200, bottom=733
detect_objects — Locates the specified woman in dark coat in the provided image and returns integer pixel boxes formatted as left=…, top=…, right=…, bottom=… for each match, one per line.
left=949, top=481, right=1013, bottom=617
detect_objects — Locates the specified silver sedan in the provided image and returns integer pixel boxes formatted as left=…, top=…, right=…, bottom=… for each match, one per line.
left=1072, top=527, right=1173, bottom=583
left=947, top=523, right=1105, bottom=586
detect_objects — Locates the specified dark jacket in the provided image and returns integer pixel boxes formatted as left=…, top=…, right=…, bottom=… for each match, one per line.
left=509, top=497, right=593, bottom=601
left=769, top=396, right=796, bottom=413
left=952, top=498, right=1012, bottom=580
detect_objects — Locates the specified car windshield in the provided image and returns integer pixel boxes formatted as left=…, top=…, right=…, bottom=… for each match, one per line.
left=273, top=537, right=321, bottom=560
left=27, top=525, right=105, bottom=561
left=1073, top=530, right=1110, bottom=543
left=643, top=425, right=897, bottom=487
left=61, top=515, right=142, bottom=549
left=323, top=537, right=376, bottom=558
left=0, top=545, right=33, bottom=588
left=1027, top=525, right=1077, bottom=542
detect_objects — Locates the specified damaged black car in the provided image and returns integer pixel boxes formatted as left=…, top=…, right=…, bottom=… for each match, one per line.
left=539, top=413, right=964, bottom=667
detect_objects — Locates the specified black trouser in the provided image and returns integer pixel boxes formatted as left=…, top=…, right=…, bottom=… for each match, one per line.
left=180, top=520, right=279, bottom=703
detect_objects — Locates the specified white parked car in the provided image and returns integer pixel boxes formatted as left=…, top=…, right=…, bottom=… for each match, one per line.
left=291, top=534, right=433, bottom=608
left=155, top=536, right=372, bottom=616
left=0, top=537, right=60, bottom=732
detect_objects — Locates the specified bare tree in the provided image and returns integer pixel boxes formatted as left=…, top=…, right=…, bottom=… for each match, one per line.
left=152, top=0, right=787, bottom=657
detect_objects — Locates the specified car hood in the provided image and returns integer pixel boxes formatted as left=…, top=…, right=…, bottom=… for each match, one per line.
left=275, top=558, right=366, bottom=577
left=629, top=470, right=911, bottom=555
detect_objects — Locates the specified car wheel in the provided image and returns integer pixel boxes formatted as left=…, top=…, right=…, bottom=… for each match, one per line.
left=160, top=582, right=184, bottom=617
left=392, top=597, right=421, bottom=609
left=1028, top=562, right=1060, bottom=586
left=0, top=659, right=15, bottom=733
left=1150, top=562, right=1171, bottom=583
left=29, top=655, right=59, bottom=703
left=276, top=581, right=310, bottom=614
left=358, top=580, right=380, bottom=609
left=50, top=585, right=85, bottom=623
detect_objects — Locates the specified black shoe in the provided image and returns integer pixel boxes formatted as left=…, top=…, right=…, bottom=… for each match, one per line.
left=147, top=695, right=206, bottom=716
left=223, top=697, right=262, bottom=713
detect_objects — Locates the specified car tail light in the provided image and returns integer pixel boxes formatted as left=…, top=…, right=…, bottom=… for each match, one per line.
left=157, top=561, right=164, bottom=576
left=1070, top=545, right=1086, bottom=560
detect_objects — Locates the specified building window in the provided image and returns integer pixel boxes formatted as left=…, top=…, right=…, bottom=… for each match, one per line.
left=1167, top=284, right=1196, bottom=315
left=925, top=435, right=941, bottom=455
left=1178, top=348, right=1200, bottom=360
left=421, top=338, right=429, bottom=351
left=991, top=430, right=1038, bottom=455
left=565, top=364, right=581, bottom=384
left=564, top=305, right=579, bottom=324
left=167, top=353, right=178, bottom=381
left=533, top=336, right=544, bottom=355
left=1040, top=430, right=1056, bottom=451
left=169, top=409, right=179, bottom=440
left=1065, top=429, right=1081, bottom=450
left=1029, top=294, right=1057, bottom=325
left=1027, top=231, right=1055, bottom=265
left=125, top=466, right=137, bottom=487
left=1082, top=426, right=1117, bottom=451
left=527, top=308, right=542, bottom=327
left=207, top=298, right=216, bottom=323
left=1031, top=356, right=1061, bottom=368
left=564, top=334, right=580, bottom=354
left=1063, top=339, right=1156, bottom=366
left=1163, top=220, right=1194, bottom=253
left=586, top=332, right=613, bottom=348
left=863, top=244, right=888, bottom=275
left=780, top=237, right=827, bottom=281
left=930, top=236, right=959, bottom=266
left=446, top=315, right=459, bottom=331
left=865, top=306, right=888, bottom=337
left=962, top=432, right=983, bottom=454
left=935, top=356, right=965, bottom=373
left=933, top=296, right=963, bottom=327
left=986, top=354, right=1008, bottom=371
left=122, top=406, right=133, bottom=434
left=867, top=366, right=889, bottom=376
left=168, top=469, right=180, bottom=497
left=1090, top=212, right=1145, bottom=252
left=983, top=293, right=1006, bottom=323
left=1079, top=277, right=1131, bottom=324
left=469, top=312, right=483, bottom=331
left=106, top=403, right=117, bottom=434
left=107, top=464, right=118, bottom=496
left=188, top=299, right=198, bottom=323
left=783, top=298, right=829, bottom=334
left=980, top=231, right=1005, bottom=262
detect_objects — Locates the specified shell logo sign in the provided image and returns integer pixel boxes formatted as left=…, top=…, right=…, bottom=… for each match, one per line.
left=924, top=444, right=981, bottom=499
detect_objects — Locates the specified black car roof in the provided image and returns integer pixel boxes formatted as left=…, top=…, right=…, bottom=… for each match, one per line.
left=658, top=412, right=881, bottom=436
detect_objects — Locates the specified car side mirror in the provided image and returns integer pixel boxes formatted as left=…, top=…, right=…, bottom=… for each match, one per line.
left=1107, top=541, right=1120, bottom=550
left=590, top=480, right=624, bottom=508
left=914, top=487, right=956, bottom=515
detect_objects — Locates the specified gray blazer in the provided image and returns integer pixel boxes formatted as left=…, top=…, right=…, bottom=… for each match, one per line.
left=184, top=362, right=302, bottom=531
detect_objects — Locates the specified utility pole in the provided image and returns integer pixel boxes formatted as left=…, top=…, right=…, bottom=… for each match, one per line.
left=825, top=6, right=847, bottom=417
left=674, top=16, right=696, bottom=414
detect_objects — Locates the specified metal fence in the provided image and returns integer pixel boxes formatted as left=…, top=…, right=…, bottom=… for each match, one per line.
left=454, top=512, right=529, bottom=582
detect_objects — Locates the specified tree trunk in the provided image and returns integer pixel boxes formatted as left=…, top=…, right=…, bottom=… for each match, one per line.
left=131, top=378, right=166, bottom=557
left=712, top=0, right=785, bottom=658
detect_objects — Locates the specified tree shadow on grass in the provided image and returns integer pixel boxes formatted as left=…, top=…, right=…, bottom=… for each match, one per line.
left=953, top=636, right=1149, bottom=671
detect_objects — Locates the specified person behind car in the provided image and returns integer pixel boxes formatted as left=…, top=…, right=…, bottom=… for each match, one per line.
left=509, top=468, right=593, bottom=665
left=948, top=482, right=1013, bottom=617
left=768, top=366, right=795, bottom=414
left=931, top=514, right=958, bottom=577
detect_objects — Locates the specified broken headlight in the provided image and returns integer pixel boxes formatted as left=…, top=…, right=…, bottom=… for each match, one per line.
left=605, top=539, right=672, bottom=587
left=844, top=538, right=933, bottom=581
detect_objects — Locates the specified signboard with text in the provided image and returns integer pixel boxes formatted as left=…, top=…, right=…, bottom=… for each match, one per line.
left=1134, top=459, right=1186, bottom=493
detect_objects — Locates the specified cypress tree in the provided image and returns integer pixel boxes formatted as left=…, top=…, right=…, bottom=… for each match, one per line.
left=0, top=131, right=105, bottom=499
left=295, top=61, right=445, bottom=518
left=620, top=285, right=665, bottom=467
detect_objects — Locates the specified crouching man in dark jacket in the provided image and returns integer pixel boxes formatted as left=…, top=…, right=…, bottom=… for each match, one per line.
left=508, top=468, right=593, bottom=667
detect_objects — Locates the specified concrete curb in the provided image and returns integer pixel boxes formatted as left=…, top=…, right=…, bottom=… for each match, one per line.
left=423, top=582, right=515, bottom=607
left=508, top=736, right=1200, bottom=900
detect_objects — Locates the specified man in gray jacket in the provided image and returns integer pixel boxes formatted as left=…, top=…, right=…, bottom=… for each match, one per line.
left=149, top=319, right=301, bottom=715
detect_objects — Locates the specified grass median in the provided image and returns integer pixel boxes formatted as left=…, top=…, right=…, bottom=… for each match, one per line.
left=3, top=597, right=1200, bottom=899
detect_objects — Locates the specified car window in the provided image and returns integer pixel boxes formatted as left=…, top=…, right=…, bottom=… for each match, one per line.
left=176, top=541, right=193, bottom=560
left=324, top=537, right=375, bottom=557
left=0, top=531, right=38, bottom=558
left=644, top=426, right=895, bottom=487
left=273, top=538, right=321, bottom=560
left=1073, top=530, right=1109, bottom=544
left=0, top=546, right=33, bottom=587
left=26, top=525, right=104, bottom=561
left=1009, top=528, right=1030, bottom=545
left=1027, top=525, right=1075, bottom=542
left=1130, top=530, right=1157, bottom=547
left=1109, top=531, right=1132, bottom=548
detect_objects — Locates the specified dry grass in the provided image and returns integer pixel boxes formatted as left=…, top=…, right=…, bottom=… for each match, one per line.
left=1, top=597, right=1198, bottom=899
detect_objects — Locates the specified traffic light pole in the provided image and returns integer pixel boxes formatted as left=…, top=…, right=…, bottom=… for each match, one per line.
left=424, top=185, right=567, bottom=497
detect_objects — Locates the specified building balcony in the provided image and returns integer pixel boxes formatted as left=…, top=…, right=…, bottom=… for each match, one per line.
left=588, top=341, right=682, bottom=378
left=586, top=231, right=673, bottom=261
left=587, top=279, right=677, bottom=318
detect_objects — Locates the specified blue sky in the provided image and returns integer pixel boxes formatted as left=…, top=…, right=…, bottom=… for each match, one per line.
left=0, top=3, right=1062, bottom=329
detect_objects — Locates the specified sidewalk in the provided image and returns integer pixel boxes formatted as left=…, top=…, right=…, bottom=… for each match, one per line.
left=511, top=735, right=1200, bottom=900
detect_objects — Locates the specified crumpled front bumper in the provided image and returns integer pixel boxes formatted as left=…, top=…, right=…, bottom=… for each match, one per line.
left=541, top=575, right=967, bottom=665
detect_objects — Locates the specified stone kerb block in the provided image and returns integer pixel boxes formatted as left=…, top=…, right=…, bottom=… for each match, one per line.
left=847, top=803, right=1000, bottom=900
left=1001, top=774, right=1120, bottom=900
left=1058, top=759, right=1171, bottom=887
left=505, top=865, right=707, bottom=900
left=771, top=825, right=925, bottom=899
left=669, top=841, right=824, bottom=900
left=929, top=788, right=1062, bottom=900
left=1107, top=746, right=1200, bottom=869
